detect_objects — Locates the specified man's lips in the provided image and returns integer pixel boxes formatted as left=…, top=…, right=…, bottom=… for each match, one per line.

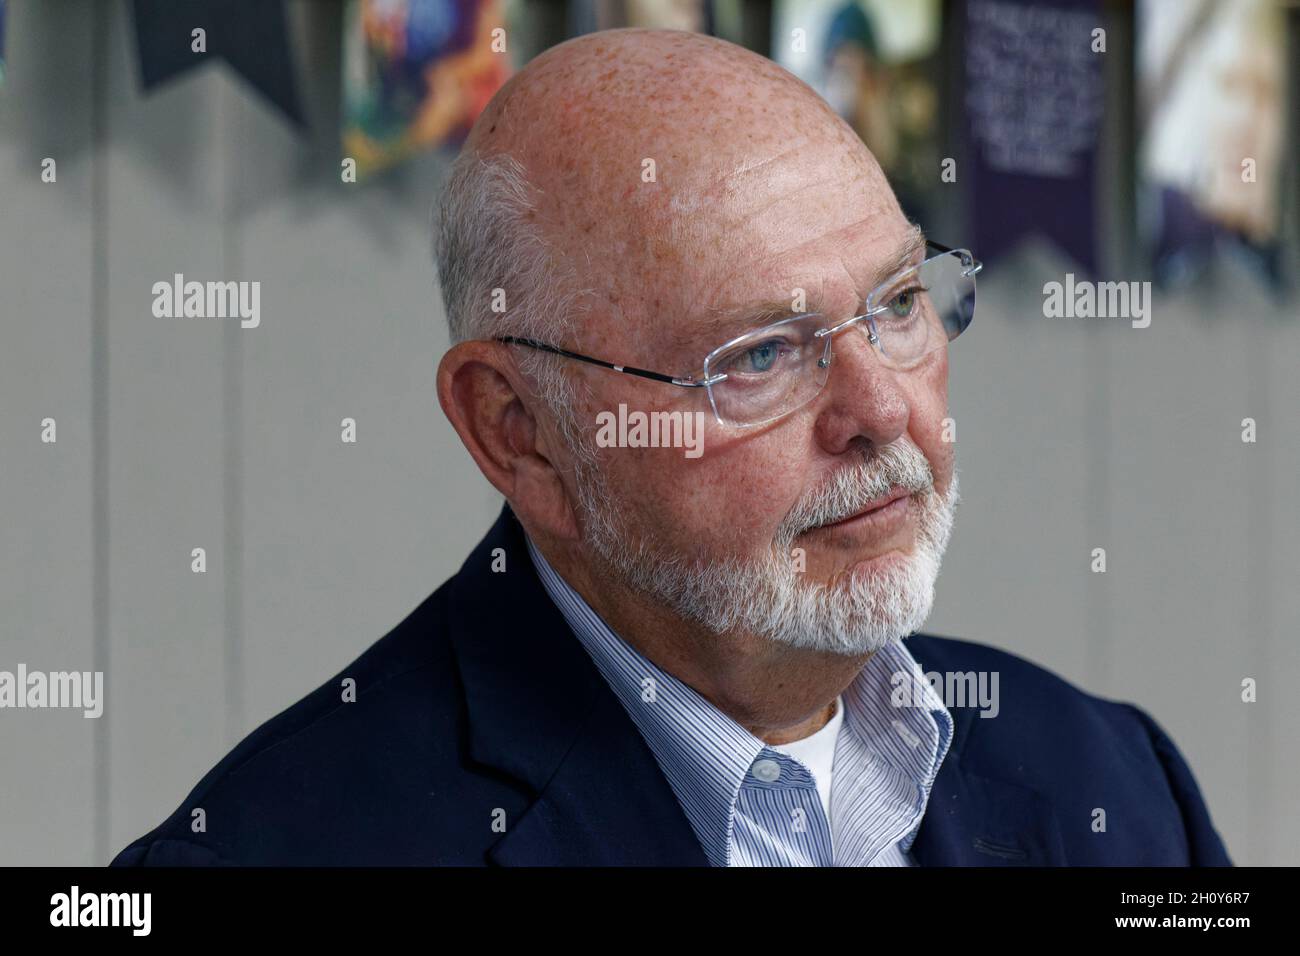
left=808, top=486, right=913, bottom=533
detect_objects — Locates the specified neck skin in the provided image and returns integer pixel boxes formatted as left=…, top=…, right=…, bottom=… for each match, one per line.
left=537, top=537, right=870, bottom=746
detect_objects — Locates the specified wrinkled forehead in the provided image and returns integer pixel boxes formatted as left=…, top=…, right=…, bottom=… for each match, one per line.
left=559, top=139, right=912, bottom=368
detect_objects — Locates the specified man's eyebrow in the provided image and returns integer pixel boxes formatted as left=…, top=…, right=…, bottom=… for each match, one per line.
left=672, top=227, right=929, bottom=358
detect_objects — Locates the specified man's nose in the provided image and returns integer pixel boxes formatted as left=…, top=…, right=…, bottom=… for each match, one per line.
left=812, top=327, right=909, bottom=454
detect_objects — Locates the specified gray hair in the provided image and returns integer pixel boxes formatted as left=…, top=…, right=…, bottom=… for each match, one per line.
left=434, top=150, right=593, bottom=455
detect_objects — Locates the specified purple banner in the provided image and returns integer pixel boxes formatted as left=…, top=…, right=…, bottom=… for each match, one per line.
left=963, top=0, right=1105, bottom=276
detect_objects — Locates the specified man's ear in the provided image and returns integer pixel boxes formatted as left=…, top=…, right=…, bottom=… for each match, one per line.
left=436, top=340, right=580, bottom=541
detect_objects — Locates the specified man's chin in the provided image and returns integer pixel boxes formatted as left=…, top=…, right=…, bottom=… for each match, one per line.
left=775, top=546, right=940, bottom=653
left=807, top=545, right=915, bottom=590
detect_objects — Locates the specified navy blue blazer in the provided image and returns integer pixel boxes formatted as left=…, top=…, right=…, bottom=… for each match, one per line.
left=111, top=505, right=1232, bottom=866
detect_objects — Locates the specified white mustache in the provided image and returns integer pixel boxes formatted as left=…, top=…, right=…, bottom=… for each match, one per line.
left=779, top=442, right=935, bottom=541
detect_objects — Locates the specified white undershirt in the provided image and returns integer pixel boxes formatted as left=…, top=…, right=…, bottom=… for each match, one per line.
left=769, top=695, right=844, bottom=824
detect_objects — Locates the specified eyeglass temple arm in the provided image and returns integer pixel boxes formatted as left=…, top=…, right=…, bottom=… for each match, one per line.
left=926, top=239, right=983, bottom=276
left=496, top=336, right=712, bottom=388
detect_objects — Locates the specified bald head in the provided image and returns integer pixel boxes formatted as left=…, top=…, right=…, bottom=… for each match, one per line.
left=469, top=27, right=856, bottom=186
left=442, top=29, right=898, bottom=358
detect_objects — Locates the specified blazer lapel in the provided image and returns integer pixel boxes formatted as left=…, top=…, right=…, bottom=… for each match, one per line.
left=487, top=686, right=712, bottom=866
left=910, top=695, right=1069, bottom=866
left=448, top=504, right=708, bottom=866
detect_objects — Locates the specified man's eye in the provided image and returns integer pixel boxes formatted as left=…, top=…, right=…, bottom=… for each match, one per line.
left=740, top=341, right=782, bottom=372
left=888, top=287, right=921, bottom=317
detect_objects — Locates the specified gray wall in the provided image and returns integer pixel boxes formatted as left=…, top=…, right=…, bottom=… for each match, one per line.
left=1, top=0, right=1296, bottom=866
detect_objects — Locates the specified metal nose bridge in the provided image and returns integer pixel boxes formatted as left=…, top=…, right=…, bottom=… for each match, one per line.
left=813, top=307, right=888, bottom=368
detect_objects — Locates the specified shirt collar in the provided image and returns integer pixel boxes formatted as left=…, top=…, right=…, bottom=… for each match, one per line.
left=524, top=533, right=952, bottom=865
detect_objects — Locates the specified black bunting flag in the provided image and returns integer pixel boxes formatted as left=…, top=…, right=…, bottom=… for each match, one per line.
left=132, top=0, right=305, bottom=128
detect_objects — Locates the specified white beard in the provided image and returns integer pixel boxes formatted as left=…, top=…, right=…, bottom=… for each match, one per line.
left=572, top=439, right=960, bottom=656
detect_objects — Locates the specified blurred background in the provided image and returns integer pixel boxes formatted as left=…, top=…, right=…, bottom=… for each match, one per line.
left=1, top=0, right=1296, bottom=866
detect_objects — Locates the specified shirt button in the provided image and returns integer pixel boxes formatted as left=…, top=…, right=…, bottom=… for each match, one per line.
left=892, top=719, right=922, bottom=748
left=752, top=759, right=781, bottom=782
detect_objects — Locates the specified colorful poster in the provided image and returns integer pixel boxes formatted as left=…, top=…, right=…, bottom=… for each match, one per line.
left=773, top=0, right=944, bottom=229
left=343, top=0, right=511, bottom=178
left=1137, top=0, right=1288, bottom=291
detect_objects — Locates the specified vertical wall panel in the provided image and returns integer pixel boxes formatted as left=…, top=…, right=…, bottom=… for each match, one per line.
left=0, top=0, right=96, bottom=866
left=101, top=1, right=230, bottom=860
left=1257, top=308, right=1300, bottom=865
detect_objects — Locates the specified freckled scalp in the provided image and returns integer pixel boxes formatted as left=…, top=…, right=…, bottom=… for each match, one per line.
left=470, top=29, right=867, bottom=222
left=458, top=28, right=897, bottom=356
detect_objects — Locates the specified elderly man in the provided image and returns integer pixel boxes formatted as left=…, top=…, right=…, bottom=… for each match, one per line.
left=112, top=30, right=1229, bottom=867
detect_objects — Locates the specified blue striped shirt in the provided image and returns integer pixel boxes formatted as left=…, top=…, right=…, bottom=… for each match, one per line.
left=525, top=535, right=954, bottom=867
